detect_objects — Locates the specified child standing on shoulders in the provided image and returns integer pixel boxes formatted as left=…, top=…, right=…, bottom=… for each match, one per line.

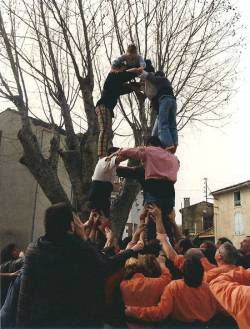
left=112, top=44, right=146, bottom=72
left=89, top=147, right=124, bottom=219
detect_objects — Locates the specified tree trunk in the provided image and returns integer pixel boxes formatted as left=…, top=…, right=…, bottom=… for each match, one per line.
left=18, top=126, right=69, bottom=205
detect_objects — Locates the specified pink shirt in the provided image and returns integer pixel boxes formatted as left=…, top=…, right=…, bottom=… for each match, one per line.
left=119, top=146, right=179, bottom=182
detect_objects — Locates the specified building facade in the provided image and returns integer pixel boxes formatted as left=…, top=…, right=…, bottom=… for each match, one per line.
left=123, top=191, right=143, bottom=238
left=180, top=198, right=214, bottom=239
left=0, top=109, right=143, bottom=250
left=212, top=181, right=250, bottom=248
left=0, top=109, right=72, bottom=250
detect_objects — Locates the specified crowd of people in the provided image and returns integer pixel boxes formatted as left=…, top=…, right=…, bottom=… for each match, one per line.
left=1, top=45, right=250, bottom=329
left=1, top=204, right=250, bottom=329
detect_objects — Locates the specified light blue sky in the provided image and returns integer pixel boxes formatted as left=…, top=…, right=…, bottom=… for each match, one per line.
left=174, top=0, right=250, bottom=223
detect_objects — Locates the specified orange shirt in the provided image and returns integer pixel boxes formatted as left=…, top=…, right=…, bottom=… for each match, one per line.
left=205, top=264, right=237, bottom=283
left=209, top=267, right=250, bottom=329
left=174, top=255, right=216, bottom=272
left=120, top=267, right=171, bottom=307
left=128, top=279, right=219, bottom=322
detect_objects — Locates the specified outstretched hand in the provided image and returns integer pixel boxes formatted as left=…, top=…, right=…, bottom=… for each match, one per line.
left=73, top=215, right=86, bottom=240
left=131, top=239, right=144, bottom=252
left=105, top=149, right=122, bottom=162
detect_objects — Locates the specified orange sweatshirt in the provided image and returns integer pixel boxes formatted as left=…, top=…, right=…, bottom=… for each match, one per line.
left=209, top=267, right=250, bottom=329
left=174, top=255, right=216, bottom=272
left=120, top=267, right=172, bottom=307
left=127, top=279, right=219, bottom=322
left=205, top=264, right=237, bottom=283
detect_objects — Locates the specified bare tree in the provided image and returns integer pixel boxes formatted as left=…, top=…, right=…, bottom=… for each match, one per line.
left=0, top=0, right=243, bottom=236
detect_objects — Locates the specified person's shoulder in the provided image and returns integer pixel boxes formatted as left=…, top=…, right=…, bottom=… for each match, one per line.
left=169, top=278, right=184, bottom=290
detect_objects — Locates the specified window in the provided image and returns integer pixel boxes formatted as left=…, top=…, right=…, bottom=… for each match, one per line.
left=234, top=212, right=244, bottom=236
left=234, top=191, right=241, bottom=207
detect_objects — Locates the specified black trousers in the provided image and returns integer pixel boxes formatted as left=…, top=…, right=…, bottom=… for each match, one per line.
left=89, top=181, right=113, bottom=217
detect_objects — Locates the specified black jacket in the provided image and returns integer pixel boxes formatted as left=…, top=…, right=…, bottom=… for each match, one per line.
left=96, top=71, right=137, bottom=116
left=16, top=234, right=136, bottom=328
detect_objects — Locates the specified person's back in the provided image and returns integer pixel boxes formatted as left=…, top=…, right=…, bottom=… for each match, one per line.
left=17, top=234, right=104, bottom=328
left=143, top=146, right=179, bottom=182
left=126, top=255, right=218, bottom=323
left=120, top=255, right=171, bottom=307
left=16, top=203, right=105, bottom=328
left=165, top=279, right=218, bottom=322
left=96, top=71, right=137, bottom=116
left=209, top=267, right=250, bottom=329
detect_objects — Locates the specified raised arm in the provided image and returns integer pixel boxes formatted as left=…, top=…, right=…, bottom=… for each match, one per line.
left=126, top=284, right=173, bottom=322
left=147, top=205, right=177, bottom=261
left=119, top=147, right=146, bottom=162
left=209, top=269, right=250, bottom=324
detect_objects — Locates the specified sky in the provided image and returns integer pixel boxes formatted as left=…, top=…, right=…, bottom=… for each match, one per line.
left=173, top=1, right=250, bottom=223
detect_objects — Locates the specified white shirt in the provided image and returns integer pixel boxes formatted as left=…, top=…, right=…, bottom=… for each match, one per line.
left=92, top=157, right=117, bottom=184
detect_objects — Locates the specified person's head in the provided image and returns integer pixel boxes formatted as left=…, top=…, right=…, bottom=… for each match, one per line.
left=123, top=257, right=139, bottom=280
left=200, top=241, right=217, bottom=265
left=44, top=202, right=74, bottom=240
left=126, top=44, right=138, bottom=58
left=145, top=59, right=155, bottom=73
left=107, top=147, right=120, bottom=156
left=1, top=243, right=20, bottom=264
left=141, top=239, right=161, bottom=257
left=155, top=70, right=165, bottom=77
left=240, top=236, right=250, bottom=255
left=137, top=254, right=161, bottom=278
left=183, top=255, right=204, bottom=288
left=184, top=247, right=204, bottom=260
left=145, top=136, right=163, bottom=148
left=175, top=238, right=193, bottom=255
left=216, top=237, right=233, bottom=249
left=215, top=242, right=238, bottom=265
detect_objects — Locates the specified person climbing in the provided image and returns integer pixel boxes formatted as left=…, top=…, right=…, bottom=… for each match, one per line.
left=109, top=136, right=180, bottom=243
left=112, top=44, right=146, bottom=72
left=89, top=147, right=124, bottom=218
left=95, top=65, right=141, bottom=158
left=141, top=70, right=178, bottom=153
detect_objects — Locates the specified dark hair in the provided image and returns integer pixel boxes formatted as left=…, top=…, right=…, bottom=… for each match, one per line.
left=44, top=202, right=73, bottom=240
left=200, top=241, right=217, bottom=265
left=107, top=147, right=119, bottom=156
left=217, top=237, right=233, bottom=246
left=145, top=136, right=163, bottom=148
left=155, top=70, right=165, bottom=77
left=183, top=255, right=204, bottom=288
left=127, top=44, right=137, bottom=54
left=138, top=254, right=161, bottom=278
left=145, top=59, right=155, bottom=73
left=178, top=238, right=193, bottom=254
left=141, top=239, right=161, bottom=257
left=1, top=243, right=18, bottom=264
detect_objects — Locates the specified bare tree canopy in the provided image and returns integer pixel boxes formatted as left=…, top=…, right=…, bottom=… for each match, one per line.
left=0, top=0, right=244, bottom=235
